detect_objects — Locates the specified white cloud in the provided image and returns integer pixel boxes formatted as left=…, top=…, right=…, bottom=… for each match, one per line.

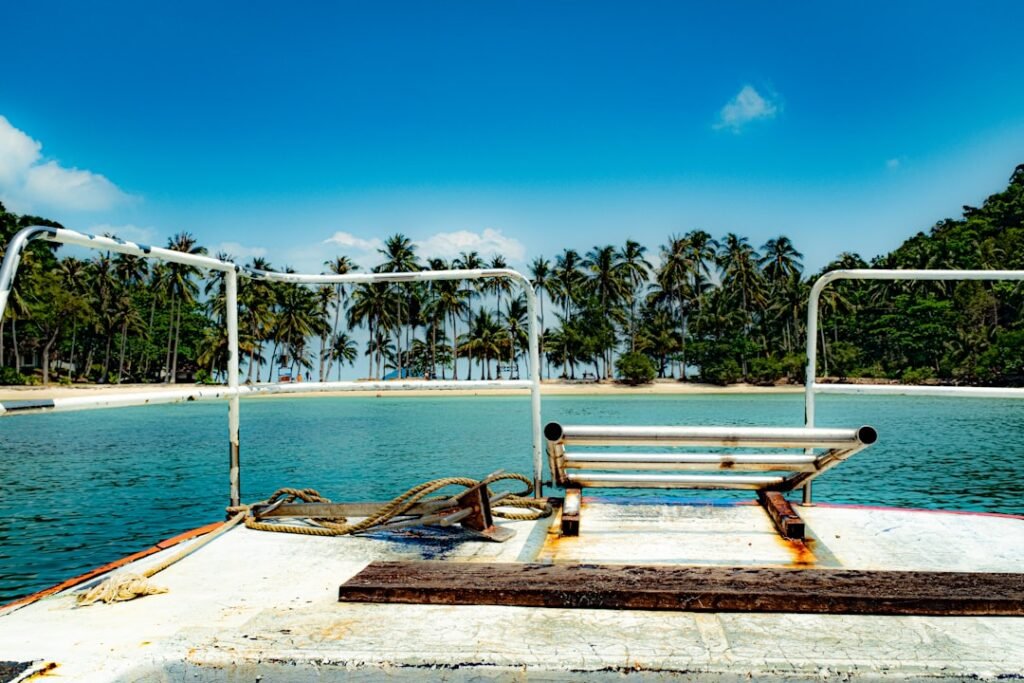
left=416, top=228, right=525, bottom=262
left=213, top=241, right=267, bottom=260
left=323, top=231, right=383, bottom=252
left=0, top=117, right=41, bottom=187
left=714, top=85, right=779, bottom=132
left=886, top=157, right=903, bottom=170
left=0, top=114, right=133, bottom=213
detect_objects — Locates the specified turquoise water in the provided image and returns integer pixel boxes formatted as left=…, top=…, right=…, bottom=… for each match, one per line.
left=1, top=393, right=1022, bottom=602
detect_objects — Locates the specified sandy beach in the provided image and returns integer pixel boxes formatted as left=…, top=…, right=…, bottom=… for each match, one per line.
left=0, top=379, right=803, bottom=402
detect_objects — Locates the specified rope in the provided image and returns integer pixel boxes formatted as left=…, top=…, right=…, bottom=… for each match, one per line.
left=76, top=473, right=550, bottom=605
left=77, top=511, right=246, bottom=606
left=233, top=472, right=551, bottom=536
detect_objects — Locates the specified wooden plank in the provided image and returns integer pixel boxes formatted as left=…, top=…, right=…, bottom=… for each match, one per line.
left=758, top=491, right=805, bottom=539
left=338, top=562, right=1024, bottom=616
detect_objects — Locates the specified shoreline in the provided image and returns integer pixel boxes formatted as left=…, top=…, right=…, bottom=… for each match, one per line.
left=0, top=379, right=804, bottom=402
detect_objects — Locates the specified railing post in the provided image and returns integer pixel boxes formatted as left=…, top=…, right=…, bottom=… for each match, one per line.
left=520, top=275, right=543, bottom=498
left=226, top=268, right=241, bottom=509
left=803, top=274, right=831, bottom=507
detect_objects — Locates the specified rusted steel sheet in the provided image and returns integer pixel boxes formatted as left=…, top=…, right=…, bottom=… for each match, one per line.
left=338, top=561, right=1024, bottom=616
left=758, top=491, right=805, bottom=539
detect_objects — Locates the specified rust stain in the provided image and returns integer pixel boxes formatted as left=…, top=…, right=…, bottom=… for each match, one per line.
left=317, top=618, right=359, bottom=641
left=780, top=537, right=817, bottom=566
left=24, top=662, right=59, bottom=679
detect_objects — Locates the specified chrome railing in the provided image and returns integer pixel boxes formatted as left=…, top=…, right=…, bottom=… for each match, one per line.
left=0, top=226, right=544, bottom=503
left=803, top=268, right=1024, bottom=503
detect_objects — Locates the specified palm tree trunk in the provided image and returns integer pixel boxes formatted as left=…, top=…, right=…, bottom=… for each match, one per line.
left=42, top=331, right=58, bottom=384
left=539, top=294, right=546, bottom=380
left=117, top=319, right=128, bottom=383
left=12, top=318, right=21, bottom=371
left=367, top=319, right=375, bottom=379
left=450, top=311, right=458, bottom=380
left=820, top=325, right=829, bottom=377
left=67, top=324, right=77, bottom=381
left=680, top=312, right=688, bottom=381
left=247, top=326, right=257, bottom=382
left=144, top=292, right=157, bottom=380
left=102, top=333, right=113, bottom=384
left=325, top=284, right=343, bottom=379
left=170, top=301, right=183, bottom=384
left=83, top=342, right=95, bottom=381
left=164, top=294, right=177, bottom=382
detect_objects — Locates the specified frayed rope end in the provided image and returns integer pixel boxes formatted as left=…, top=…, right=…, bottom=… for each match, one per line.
left=77, top=574, right=168, bottom=606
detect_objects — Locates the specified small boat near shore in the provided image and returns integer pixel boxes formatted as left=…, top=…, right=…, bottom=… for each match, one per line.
left=1, top=226, right=1023, bottom=682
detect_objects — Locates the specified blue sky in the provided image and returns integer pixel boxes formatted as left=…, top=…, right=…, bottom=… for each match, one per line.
left=2, top=1, right=1024, bottom=273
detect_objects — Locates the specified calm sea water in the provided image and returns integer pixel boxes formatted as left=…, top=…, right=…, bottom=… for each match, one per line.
left=2, top=393, right=1022, bottom=602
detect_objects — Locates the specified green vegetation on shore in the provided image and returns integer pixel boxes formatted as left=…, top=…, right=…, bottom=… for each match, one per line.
left=1, top=166, right=1023, bottom=386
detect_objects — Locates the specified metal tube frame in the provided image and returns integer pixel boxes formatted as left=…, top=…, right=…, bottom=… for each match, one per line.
left=545, top=422, right=875, bottom=491
left=803, top=268, right=1024, bottom=504
left=0, top=226, right=546, bottom=502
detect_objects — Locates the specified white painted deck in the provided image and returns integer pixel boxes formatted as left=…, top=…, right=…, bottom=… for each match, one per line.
left=1, top=501, right=1023, bottom=681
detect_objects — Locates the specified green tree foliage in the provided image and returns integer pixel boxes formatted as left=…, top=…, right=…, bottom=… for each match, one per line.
left=615, top=351, right=656, bottom=385
left=4, top=165, right=1024, bottom=386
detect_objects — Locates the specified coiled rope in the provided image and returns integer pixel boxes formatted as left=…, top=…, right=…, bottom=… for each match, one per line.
left=78, top=472, right=550, bottom=606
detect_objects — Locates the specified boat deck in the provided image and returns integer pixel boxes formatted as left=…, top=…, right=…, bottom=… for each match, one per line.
left=2, top=500, right=1024, bottom=681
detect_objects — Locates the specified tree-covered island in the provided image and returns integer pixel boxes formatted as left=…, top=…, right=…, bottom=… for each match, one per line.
left=2, top=165, right=1023, bottom=387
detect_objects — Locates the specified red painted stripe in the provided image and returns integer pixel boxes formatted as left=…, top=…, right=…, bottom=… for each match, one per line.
left=0, top=521, right=223, bottom=614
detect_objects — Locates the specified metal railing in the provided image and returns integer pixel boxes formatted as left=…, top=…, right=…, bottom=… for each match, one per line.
left=544, top=422, right=876, bottom=491
left=803, top=268, right=1024, bottom=503
left=0, top=226, right=544, bottom=504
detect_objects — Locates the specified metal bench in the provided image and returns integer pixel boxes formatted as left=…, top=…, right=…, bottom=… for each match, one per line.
left=544, top=422, right=877, bottom=538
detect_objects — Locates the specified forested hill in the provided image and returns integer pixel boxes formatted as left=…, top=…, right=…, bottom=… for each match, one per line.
left=815, top=164, right=1024, bottom=386
left=882, top=164, right=1024, bottom=271
left=0, top=165, right=1023, bottom=387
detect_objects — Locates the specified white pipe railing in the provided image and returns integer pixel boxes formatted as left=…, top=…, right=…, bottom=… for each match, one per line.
left=803, top=268, right=1024, bottom=503
left=0, top=226, right=545, bottom=503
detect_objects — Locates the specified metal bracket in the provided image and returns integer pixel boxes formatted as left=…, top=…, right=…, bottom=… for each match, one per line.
left=450, top=478, right=516, bottom=542
left=560, top=487, right=582, bottom=537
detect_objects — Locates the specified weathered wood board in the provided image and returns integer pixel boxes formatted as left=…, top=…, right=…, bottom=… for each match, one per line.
left=339, top=561, right=1024, bottom=616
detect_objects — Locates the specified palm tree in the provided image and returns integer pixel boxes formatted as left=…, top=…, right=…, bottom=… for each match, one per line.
left=486, top=255, right=515, bottom=377
left=241, top=257, right=277, bottom=382
left=377, top=234, right=420, bottom=379
left=114, top=290, right=144, bottom=383
left=461, top=307, right=509, bottom=380
left=551, top=249, right=585, bottom=321
left=529, top=256, right=552, bottom=378
left=503, top=294, right=529, bottom=377
left=583, top=245, right=628, bottom=377
left=615, top=240, right=652, bottom=352
left=759, top=236, right=804, bottom=282
left=164, top=233, right=207, bottom=383
left=657, top=235, right=696, bottom=379
left=348, top=283, right=394, bottom=378
left=685, top=230, right=719, bottom=294
left=330, top=332, right=358, bottom=380
left=57, top=257, right=91, bottom=380
left=322, top=255, right=357, bottom=380
left=430, top=273, right=469, bottom=380
left=455, top=251, right=484, bottom=378
left=274, top=283, right=327, bottom=380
